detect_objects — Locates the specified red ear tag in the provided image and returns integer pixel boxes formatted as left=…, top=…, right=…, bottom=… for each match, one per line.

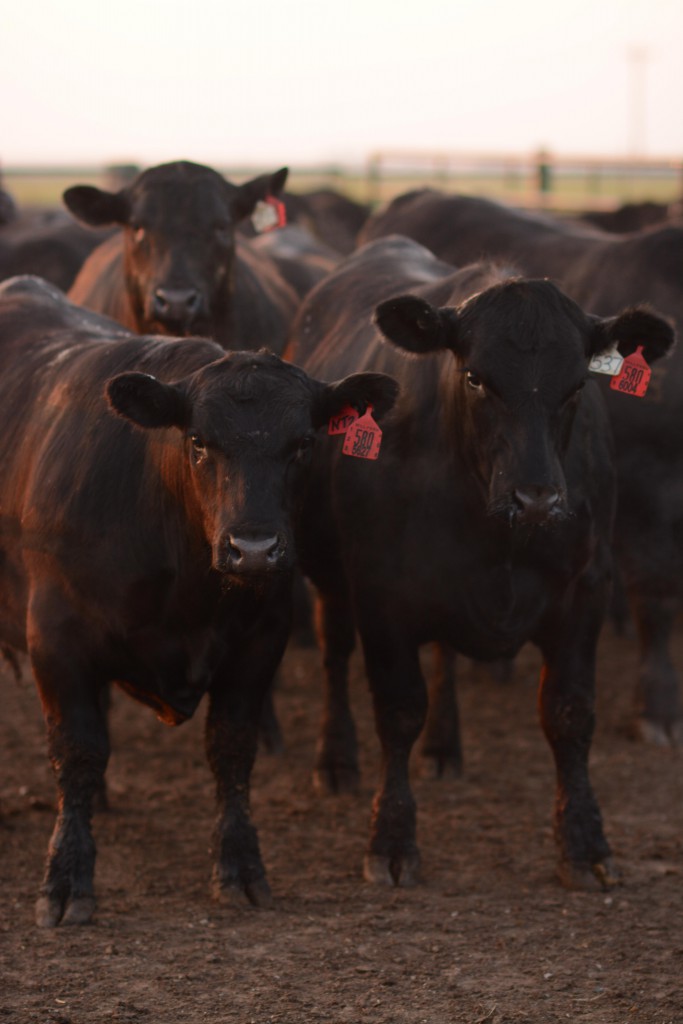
left=251, top=195, right=287, bottom=233
left=609, top=345, right=651, bottom=397
left=342, top=405, right=383, bottom=460
left=328, top=404, right=359, bottom=435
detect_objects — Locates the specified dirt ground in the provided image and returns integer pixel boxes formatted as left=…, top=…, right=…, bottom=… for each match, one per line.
left=1, top=619, right=682, bottom=1024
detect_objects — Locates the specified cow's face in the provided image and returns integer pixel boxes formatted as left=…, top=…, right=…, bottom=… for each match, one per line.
left=106, top=351, right=398, bottom=578
left=375, top=280, right=675, bottom=526
left=64, top=161, right=288, bottom=337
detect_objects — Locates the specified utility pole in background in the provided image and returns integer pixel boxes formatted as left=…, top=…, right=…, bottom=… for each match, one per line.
left=627, top=46, right=649, bottom=156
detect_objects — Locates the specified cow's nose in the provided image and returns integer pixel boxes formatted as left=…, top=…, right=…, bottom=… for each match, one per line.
left=153, top=287, right=201, bottom=322
left=513, top=486, right=562, bottom=521
left=224, top=534, right=286, bottom=573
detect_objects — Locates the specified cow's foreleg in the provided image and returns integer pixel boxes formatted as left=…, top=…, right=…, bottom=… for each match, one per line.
left=538, top=575, right=618, bottom=891
left=206, top=614, right=289, bottom=908
left=33, top=684, right=108, bottom=927
left=360, top=628, right=427, bottom=887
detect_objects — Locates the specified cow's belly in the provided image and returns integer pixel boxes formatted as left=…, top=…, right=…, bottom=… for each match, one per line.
left=410, top=561, right=552, bottom=660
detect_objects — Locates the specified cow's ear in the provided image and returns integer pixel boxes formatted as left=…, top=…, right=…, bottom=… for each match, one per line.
left=231, top=167, right=289, bottom=221
left=374, top=295, right=459, bottom=354
left=106, top=373, right=189, bottom=429
left=63, top=185, right=129, bottom=226
left=589, top=307, right=676, bottom=365
left=315, top=371, right=400, bottom=428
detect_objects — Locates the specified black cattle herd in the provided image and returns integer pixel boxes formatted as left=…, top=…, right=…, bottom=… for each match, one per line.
left=0, top=164, right=679, bottom=926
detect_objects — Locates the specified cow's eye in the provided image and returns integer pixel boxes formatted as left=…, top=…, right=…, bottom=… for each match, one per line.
left=295, top=435, right=315, bottom=459
left=190, top=435, right=207, bottom=460
left=466, top=371, right=484, bottom=391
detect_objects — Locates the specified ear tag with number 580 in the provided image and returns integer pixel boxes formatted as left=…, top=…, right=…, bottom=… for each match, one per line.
left=609, top=345, right=651, bottom=398
left=342, top=405, right=383, bottom=460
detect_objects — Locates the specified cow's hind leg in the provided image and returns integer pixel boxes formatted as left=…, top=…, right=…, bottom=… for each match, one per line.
left=312, top=587, right=358, bottom=794
left=419, top=643, right=463, bottom=779
left=630, top=591, right=682, bottom=746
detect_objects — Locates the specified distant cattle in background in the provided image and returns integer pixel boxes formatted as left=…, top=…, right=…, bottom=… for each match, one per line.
left=0, top=179, right=17, bottom=225
left=361, top=190, right=683, bottom=746
left=250, top=224, right=340, bottom=300
left=0, top=208, right=112, bottom=291
left=288, top=235, right=675, bottom=891
left=65, top=160, right=299, bottom=352
left=0, top=274, right=398, bottom=926
left=577, top=200, right=679, bottom=234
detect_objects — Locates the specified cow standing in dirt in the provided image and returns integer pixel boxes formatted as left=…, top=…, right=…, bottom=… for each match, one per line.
left=0, top=275, right=397, bottom=926
left=288, top=236, right=674, bottom=889
left=360, top=191, right=683, bottom=745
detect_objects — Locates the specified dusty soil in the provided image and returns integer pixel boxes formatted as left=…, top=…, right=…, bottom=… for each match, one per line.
left=1, top=621, right=682, bottom=1024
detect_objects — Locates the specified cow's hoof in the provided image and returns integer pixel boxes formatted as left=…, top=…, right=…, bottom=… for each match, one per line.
left=213, top=878, right=273, bottom=909
left=35, top=895, right=63, bottom=928
left=62, top=896, right=96, bottom=925
left=418, top=753, right=463, bottom=781
left=634, top=716, right=679, bottom=749
left=36, top=893, right=96, bottom=927
left=313, top=764, right=360, bottom=796
left=557, top=857, right=621, bottom=891
left=246, top=878, right=274, bottom=908
left=363, top=852, right=420, bottom=887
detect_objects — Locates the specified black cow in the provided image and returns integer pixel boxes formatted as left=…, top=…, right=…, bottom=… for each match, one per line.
left=361, top=191, right=683, bottom=745
left=288, top=236, right=674, bottom=889
left=0, top=208, right=113, bottom=291
left=65, top=160, right=298, bottom=352
left=250, top=224, right=339, bottom=300
left=578, top=200, right=675, bottom=234
left=0, top=275, right=397, bottom=926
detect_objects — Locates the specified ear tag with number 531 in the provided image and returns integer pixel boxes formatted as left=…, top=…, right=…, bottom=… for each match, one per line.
left=589, top=345, right=624, bottom=376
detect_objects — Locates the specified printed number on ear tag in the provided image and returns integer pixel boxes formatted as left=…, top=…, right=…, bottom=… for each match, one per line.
left=251, top=196, right=287, bottom=233
left=328, top=405, right=359, bottom=435
left=342, top=406, right=383, bottom=460
left=589, top=345, right=624, bottom=376
left=609, top=345, right=651, bottom=398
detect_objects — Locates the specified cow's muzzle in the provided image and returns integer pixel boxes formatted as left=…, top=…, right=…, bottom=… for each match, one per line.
left=511, top=486, right=567, bottom=525
left=218, top=533, right=289, bottom=574
left=152, top=287, right=204, bottom=330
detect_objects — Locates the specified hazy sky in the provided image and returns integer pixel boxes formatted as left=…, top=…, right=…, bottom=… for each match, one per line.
left=3, top=0, right=681, bottom=169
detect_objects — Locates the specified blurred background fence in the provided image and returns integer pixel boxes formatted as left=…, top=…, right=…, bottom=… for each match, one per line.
left=3, top=149, right=683, bottom=212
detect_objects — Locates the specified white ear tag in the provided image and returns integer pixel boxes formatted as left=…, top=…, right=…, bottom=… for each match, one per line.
left=251, top=197, right=286, bottom=233
left=589, top=345, right=624, bottom=376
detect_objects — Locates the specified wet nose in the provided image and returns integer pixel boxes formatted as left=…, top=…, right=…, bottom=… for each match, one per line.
left=152, top=287, right=201, bottom=323
left=224, top=534, right=286, bottom=573
left=513, top=486, right=562, bottom=521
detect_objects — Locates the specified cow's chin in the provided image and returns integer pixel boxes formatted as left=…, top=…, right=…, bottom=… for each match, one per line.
left=487, top=497, right=571, bottom=529
left=145, top=314, right=211, bottom=339
left=218, top=567, right=287, bottom=596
